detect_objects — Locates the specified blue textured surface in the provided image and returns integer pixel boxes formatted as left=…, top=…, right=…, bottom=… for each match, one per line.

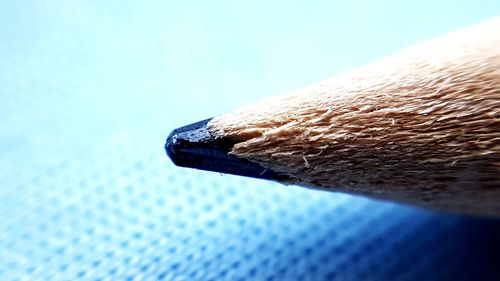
left=1, top=1, right=500, bottom=280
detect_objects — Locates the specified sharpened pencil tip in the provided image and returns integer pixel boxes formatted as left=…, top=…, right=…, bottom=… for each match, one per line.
left=165, top=118, right=287, bottom=181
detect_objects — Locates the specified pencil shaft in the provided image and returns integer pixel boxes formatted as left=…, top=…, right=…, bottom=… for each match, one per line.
left=206, top=18, right=500, bottom=216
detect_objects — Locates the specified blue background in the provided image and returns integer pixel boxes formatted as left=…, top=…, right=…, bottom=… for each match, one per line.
left=1, top=1, right=500, bottom=280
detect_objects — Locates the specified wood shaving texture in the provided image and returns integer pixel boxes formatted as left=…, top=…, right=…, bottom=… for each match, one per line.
left=208, top=18, right=500, bottom=216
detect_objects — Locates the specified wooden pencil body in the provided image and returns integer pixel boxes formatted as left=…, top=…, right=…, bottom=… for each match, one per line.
left=209, top=18, right=500, bottom=216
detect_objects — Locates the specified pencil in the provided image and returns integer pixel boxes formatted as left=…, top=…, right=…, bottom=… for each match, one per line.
left=166, top=18, right=500, bottom=217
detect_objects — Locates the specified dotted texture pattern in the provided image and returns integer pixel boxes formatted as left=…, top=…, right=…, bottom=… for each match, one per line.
left=1, top=1, right=500, bottom=280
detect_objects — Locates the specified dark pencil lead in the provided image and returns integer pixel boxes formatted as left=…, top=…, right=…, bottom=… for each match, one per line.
left=165, top=118, right=287, bottom=181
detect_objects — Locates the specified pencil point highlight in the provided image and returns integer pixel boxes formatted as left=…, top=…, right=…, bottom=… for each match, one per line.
left=165, top=119, right=287, bottom=181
